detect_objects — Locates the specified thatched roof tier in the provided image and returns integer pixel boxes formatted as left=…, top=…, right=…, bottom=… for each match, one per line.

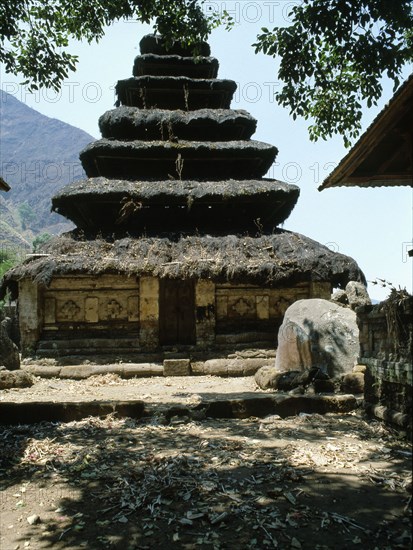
left=80, top=139, right=277, bottom=180
left=52, top=178, right=300, bottom=232
left=1, top=231, right=365, bottom=299
left=140, top=34, right=211, bottom=57
left=133, top=54, right=219, bottom=79
left=99, top=107, right=257, bottom=141
left=115, top=76, right=237, bottom=110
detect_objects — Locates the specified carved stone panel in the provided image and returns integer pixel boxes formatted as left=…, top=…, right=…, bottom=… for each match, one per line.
left=99, top=298, right=127, bottom=321
left=57, top=299, right=83, bottom=322
left=229, top=296, right=255, bottom=318
left=216, top=283, right=312, bottom=324
left=43, top=276, right=140, bottom=330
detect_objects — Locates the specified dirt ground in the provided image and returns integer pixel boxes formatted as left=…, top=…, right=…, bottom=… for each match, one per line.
left=0, top=373, right=261, bottom=405
left=0, top=374, right=412, bottom=550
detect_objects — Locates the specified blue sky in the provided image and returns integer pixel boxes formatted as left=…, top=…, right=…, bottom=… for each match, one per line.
left=0, top=1, right=411, bottom=300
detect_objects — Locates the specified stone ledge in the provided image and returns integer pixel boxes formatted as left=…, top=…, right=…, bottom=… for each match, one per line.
left=163, top=359, right=191, bottom=376
left=193, top=394, right=359, bottom=419
left=0, top=393, right=359, bottom=425
left=365, top=402, right=412, bottom=435
left=0, top=400, right=145, bottom=425
left=23, top=364, right=164, bottom=380
left=192, top=358, right=271, bottom=377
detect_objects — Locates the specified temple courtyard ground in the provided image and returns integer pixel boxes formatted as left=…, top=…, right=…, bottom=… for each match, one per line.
left=0, top=373, right=411, bottom=549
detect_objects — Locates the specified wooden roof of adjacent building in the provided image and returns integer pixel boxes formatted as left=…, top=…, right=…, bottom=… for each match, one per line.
left=0, top=176, right=10, bottom=191
left=319, top=74, right=413, bottom=190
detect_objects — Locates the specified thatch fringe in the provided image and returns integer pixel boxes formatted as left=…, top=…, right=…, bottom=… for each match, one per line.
left=1, top=230, right=365, bottom=299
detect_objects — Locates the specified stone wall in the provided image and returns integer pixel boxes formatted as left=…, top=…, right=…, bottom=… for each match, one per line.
left=18, top=276, right=332, bottom=357
left=215, top=282, right=312, bottom=346
left=357, top=295, right=412, bottom=435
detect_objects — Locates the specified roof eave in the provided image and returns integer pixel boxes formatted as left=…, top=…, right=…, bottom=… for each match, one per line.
left=319, top=75, right=413, bottom=191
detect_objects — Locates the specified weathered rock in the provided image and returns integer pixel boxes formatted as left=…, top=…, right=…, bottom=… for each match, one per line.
left=0, top=370, right=34, bottom=389
left=353, top=364, right=367, bottom=374
left=254, top=365, right=280, bottom=389
left=0, top=322, right=20, bottom=370
left=27, top=515, right=41, bottom=525
left=341, top=372, right=365, bottom=394
left=345, top=281, right=371, bottom=310
left=275, top=299, right=359, bottom=378
left=255, top=366, right=320, bottom=391
left=331, top=289, right=348, bottom=305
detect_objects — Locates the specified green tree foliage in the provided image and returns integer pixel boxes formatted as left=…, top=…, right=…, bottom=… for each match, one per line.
left=0, top=0, right=227, bottom=91
left=17, top=201, right=36, bottom=230
left=1, top=1, right=411, bottom=144
left=0, top=249, right=16, bottom=279
left=0, top=250, right=16, bottom=311
left=253, top=0, right=413, bottom=146
left=32, top=232, right=52, bottom=252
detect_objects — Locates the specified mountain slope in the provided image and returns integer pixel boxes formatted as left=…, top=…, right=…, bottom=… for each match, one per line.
left=0, top=90, right=95, bottom=249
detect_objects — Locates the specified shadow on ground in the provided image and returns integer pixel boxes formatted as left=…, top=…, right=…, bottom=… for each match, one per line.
left=0, top=412, right=411, bottom=549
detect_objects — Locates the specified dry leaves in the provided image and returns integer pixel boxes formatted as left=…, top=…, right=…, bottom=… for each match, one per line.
left=0, top=412, right=411, bottom=550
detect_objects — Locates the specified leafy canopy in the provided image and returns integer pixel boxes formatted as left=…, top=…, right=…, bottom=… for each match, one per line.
left=0, top=0, right=227, bottom=91
left=0, top=249, right=17, bottom=279
left=1, top=0, right=412, bottom=145
left=253, top=0, right=413, bottom=146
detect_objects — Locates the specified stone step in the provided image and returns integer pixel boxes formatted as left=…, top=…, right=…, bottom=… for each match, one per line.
left=37, top=337, right=139, bottom=350
left=35, top=348, right=144, bottom=358
left=53, top=178, right=299, bottom=233
left=133, top=54, right=219, bottom=79
left=79, top=139, right=277, bottom=180
left=139, top=34, right=211, bottom=57
left=99, top=107, right=257, bottom=141
left=0, top=394, right=359, bottom=425
left=115, top=76, right=237, bottom=110
left=215, top=332, right=276, bottom=345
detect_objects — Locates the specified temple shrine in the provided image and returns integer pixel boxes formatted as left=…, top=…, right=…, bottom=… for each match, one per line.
left=2, top=35, right=365, bottom=361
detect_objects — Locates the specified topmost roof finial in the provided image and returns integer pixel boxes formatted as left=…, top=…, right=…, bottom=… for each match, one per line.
left=139, top=34, right=211, bottom=57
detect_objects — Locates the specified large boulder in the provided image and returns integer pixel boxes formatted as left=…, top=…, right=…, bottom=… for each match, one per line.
left=0, top=320, right=20, bottom=370
left=275, top=299, right=359, bottom=378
